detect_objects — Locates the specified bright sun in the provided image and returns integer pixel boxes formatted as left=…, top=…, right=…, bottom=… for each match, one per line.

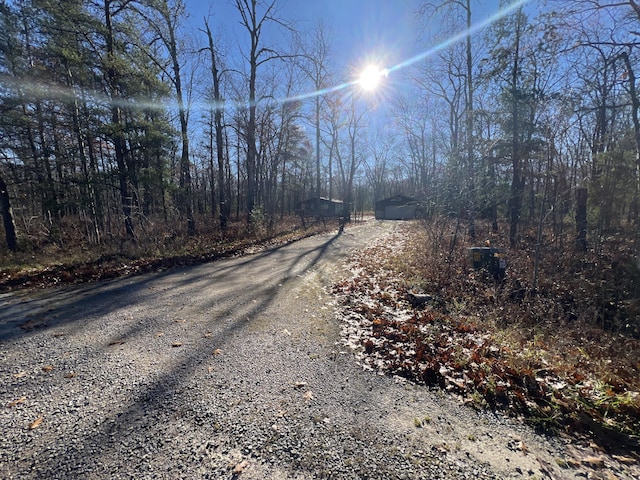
left=358, top=65, right=386, bottom=91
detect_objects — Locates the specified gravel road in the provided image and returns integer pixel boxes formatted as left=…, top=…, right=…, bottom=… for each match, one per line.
left=0, top=220, right=633, bottom=479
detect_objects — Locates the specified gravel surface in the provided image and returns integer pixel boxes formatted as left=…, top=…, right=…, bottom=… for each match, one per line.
left=1, top=220, right=637, bottom=479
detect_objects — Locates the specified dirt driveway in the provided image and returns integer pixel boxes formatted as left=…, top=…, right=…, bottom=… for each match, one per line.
left=0, top=220, right=627, bottom=479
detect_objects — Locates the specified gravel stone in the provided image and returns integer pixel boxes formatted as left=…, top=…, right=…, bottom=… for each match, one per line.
left=1, top=221, right=638, bottom=479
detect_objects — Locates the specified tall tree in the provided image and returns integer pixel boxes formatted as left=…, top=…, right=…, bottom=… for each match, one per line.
left=34, top=0, right=108, bottom=240
left=140, top=0, right=195, bottom=234
left=298, top=18, right=333, bottom=215
left=101, top=0, right=138, bottom=238
left=484, top=4, right=538, bottom=248
left=203, top=17, right=229, bottom=230
left=236, top=0, right=267, bottom=222
left=419, top=0, right=477, bottom=238
left=0, top=0, right=23, bottom=250
left=234, top=0, right=292, bottom=223
left=409, top=45, right=465, bottom=215
left=551, top=0, right=640, bottom=247
left=335, top=94, right=369, bottom=219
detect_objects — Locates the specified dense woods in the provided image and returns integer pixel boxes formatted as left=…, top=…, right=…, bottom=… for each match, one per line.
left=1, top=0, right=639, bottom=278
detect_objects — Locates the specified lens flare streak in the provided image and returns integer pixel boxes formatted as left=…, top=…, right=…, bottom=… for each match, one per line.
left=261, top=0, right=532, bottom=107
left=0, top=0, right=531, bottom=114
left=388, top=0, right=531, bottom=74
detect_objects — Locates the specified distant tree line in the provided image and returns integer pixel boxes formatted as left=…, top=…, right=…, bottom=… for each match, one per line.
left=0, top=0, right=639, bottom=260
left=399, top=0, right=640, bottom=257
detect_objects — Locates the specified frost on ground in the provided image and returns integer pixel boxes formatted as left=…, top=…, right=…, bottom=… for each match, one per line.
left=2, top=219, right=639, bottom=479
left=333, top=223, right=640, bottom=479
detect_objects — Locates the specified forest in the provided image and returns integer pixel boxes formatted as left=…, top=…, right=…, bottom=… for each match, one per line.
left=3, top=0, right=640, bottom=457
left=0, top=0, right=639, bottom=278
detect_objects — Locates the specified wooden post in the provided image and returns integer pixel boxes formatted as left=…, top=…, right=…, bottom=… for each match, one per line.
left=576, top=187, right=588, bottom=252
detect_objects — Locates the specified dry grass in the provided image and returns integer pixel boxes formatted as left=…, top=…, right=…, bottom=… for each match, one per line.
left=0, top=215, right=335, bottom=291
left=334, top=217, right=640, bottom=451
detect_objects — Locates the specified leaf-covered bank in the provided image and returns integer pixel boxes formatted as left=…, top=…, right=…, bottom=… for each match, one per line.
left=333, top=219, right=640, bottom=454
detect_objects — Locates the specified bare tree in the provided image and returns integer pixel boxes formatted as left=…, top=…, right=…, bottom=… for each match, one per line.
left=202, top=17, right=229, bottom=229
left=335, top=94, right=369, bottom=219
left=297, top=18, right=334, bottom=215
left=364, top=138, right=393, bottom=202
left=419, top=0, right=477, bottom=238
left=138, top=0, right=195, bottom=234
left=408, top=45, right=465, bottom=215
left=551, top=0, right=640, bottom=252
left=234, top=0, right=292, bottom=223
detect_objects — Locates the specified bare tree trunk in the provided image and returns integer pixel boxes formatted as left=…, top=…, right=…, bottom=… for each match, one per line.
left=204, top=19, right=228, bottom=230
left=619, top=51, right=640, bottom=234
left=0, top=174, right=17, bottom=251
left=163, top=2, right=194, bottom=235
left=104, top=0, right=135, bottom=239
left=235, top=0, right=286, bottom=224
left=236, top=0, right=260, bottom=222
left=508, top=8, right=524, bottom=249
left=576, top=187, right=588, bottom=252
left=465, top=0, right=476, bottom=240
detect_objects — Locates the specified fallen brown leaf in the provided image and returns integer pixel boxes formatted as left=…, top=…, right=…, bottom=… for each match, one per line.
left=64, top=372, right=77, bottom=379
left=7, top=396, right=26, bottom=408
left=213, top=348, right=222, bottom=355
left=518, top=441, right=528, bottom=455
left=14, top=371, right=27, bottom=379
left=42, top=365, right=54, bottom=372
left=582, top=456, right=605, bottom=469
left=156, top=332, right=165, bottom=337
left=303, top=390, right=313, bottom=401
left=233, top=460, right=249, bottom=474
left=28, top=416, right=43, bottom=429
left=612, top=455, right=636, bottom=465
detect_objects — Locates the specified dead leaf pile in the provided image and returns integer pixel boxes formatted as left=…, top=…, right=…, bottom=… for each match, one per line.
left=333, top=225, right=640, bottom=449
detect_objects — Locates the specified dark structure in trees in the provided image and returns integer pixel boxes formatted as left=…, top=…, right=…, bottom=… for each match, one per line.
left=375, top=195, right=418, bottom=220
left=296, top=197, right=346, bottom=219
left=0, top=174, right=17, bottom=251
left=576, top=187, right=588, bottom=252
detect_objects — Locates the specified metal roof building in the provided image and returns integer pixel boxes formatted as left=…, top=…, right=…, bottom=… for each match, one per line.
left=374, top=194, right=417, bottom=220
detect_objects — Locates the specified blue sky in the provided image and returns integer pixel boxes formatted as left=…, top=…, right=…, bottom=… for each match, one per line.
left=185, top=0, right=422, bottom=71
left=183, top=0, right=531, bottom=88
left=180, top=0, right=533, bottom=138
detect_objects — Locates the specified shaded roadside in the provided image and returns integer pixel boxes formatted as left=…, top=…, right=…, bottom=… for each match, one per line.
left=0, top=223, right=372, bottom=479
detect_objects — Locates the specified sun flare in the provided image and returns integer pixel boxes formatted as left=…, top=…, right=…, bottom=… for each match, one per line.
left=358, top=65, right=386, bottom=91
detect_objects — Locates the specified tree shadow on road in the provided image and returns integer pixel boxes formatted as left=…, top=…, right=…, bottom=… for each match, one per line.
left=1, top=227, right=359, bottom=478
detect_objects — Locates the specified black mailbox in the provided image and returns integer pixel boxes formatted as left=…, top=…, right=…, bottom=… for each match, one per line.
left=468, top=247, right=506, bottom=280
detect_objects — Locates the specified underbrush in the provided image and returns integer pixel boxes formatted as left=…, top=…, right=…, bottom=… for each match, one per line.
left=0, top=216, right=334, bottom=291
left=334, top=218, right=640, bottom=451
